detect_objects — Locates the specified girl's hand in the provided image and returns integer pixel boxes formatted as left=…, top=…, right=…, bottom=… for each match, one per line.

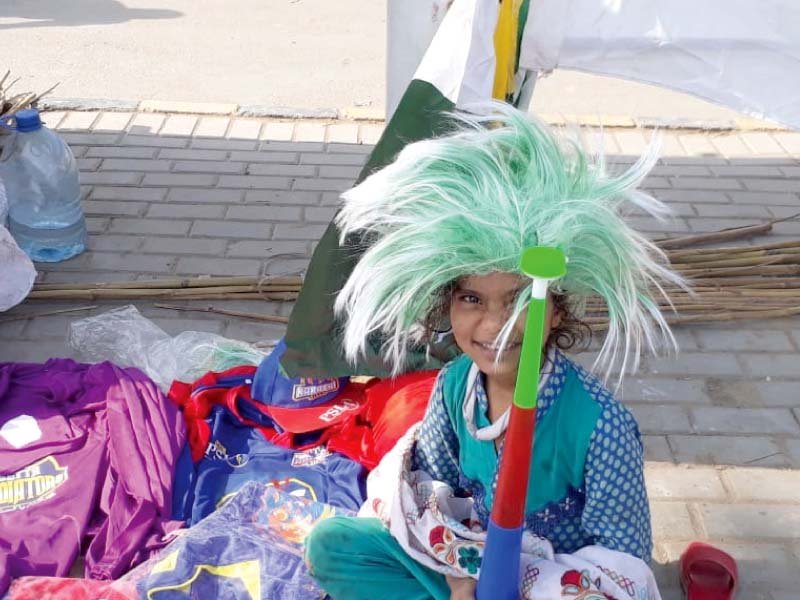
left=445, top=574, right=477, bottom=600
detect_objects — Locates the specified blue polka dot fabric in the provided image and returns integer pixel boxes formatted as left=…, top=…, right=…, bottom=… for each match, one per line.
left=412, top=350, right=652, bottom=563
left=574, top=363, right=652, bottom=562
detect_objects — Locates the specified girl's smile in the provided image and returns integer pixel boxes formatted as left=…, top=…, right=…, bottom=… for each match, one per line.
left=472, top=339, right=521, bottom=359
left=450, top=271, right=561, bottom=390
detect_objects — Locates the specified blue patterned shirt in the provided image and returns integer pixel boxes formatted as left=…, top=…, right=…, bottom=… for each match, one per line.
left=411, top=349, right=652, bottom=562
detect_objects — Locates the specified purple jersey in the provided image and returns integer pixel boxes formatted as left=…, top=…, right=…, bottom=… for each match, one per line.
left=0, top=359, right=186, bottom=594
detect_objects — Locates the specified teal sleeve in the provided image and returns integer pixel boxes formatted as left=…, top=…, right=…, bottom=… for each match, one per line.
left=410, top=365, right=462, bottom=490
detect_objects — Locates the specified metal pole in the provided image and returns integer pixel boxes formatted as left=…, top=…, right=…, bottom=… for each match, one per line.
left=515, top=69, right=540, bottom=111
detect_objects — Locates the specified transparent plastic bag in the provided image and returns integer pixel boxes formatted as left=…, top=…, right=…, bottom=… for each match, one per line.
left=0, top=224, right=36, bottom=312
left=68, top=305, right=270, bottom=389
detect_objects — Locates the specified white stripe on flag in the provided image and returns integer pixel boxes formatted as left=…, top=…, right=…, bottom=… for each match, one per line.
left=414, top=0, right=499, bottom=108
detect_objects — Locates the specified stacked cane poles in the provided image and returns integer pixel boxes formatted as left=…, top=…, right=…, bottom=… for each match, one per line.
left=476, top=246, right=567, bottom=600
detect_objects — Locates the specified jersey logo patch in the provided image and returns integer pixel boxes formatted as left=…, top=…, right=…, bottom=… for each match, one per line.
left=0, top=456, right=68, bottom=513
left=318, top=399, right=361, bottom=423
left=291, top=378, right=340, bottom=402
left=204, top=441, right=249, bottom=468
left=291, top=447, right=331, bottom=467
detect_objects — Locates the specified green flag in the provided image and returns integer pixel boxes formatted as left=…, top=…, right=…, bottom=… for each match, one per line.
left=283, top=0, right=526, bottom=377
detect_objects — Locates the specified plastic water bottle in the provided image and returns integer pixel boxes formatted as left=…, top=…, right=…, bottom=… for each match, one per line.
left=0, top=108, right=86, bottom=262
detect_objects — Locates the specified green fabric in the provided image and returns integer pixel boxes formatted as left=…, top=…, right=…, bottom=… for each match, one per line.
left=514, top=0, right=530, bottom=75
left=305, top=516, right=450, bottom=600
left=282, top=79, right=460, bottom=377
left=441, top=355, right=601, bottom=513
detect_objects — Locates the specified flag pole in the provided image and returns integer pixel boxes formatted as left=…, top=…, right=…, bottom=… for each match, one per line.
left=477, top=246, right=567, bottom=600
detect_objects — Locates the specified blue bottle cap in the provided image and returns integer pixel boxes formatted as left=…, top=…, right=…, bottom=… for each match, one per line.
left=15, top=109, right=42, bottom=133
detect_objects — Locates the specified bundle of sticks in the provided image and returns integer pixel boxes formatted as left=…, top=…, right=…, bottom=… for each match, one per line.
left=586, top=239, right=800, bottom=330
left=16, top=276, right=301, bottom=324
left=28, top=276, right=301, bottom=302
left=0, top=70, right=57, bottom=121
left=585, top=218, right=800, bottom=330
left=14, top=219, right=800, bottom=329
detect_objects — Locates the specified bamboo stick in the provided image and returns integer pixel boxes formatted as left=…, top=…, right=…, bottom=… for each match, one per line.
left=143, top=293, right=297, bottom=301
left=26, top=287, right=300, bottom=300
left=584, top=300, right=800, bottom=312
left=587, top=289, right=800, bottom=302
left=665, top=240, right=800, bottom=260
left=655, top=222, right=775, bottom=249
left=584, top=306, right=792, bottom=322
left=671, top=255, right=799, bottom=270
left=655, top=213, right=799, bottom=249
left=586, top=295, right=800, bottom=308
left=585, top=300, right=800, bottom=313
left=26, top=292, right=299, bottom=302
left=149, top=292, right=298, bottom=301
left=681, top=277, right=800, bottom=289
left=154, top=303, right=289, bottom=324
left=589, top=306, right=800, bottom=330
left=668, top=247, right=800, bottom=265
left=0, top=305, right=98, bottom=324
left=677, top=265, right=800, bottom=278
left=645, top=289, right=800, bottom=299
left=32, top=275, right=303, bottom=291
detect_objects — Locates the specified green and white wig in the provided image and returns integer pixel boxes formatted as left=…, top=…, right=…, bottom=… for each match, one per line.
left=334, top=103, right=684, bottom=381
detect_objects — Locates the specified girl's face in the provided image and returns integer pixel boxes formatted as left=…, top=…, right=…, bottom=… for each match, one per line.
left=449, top=272, right=561, bottom=384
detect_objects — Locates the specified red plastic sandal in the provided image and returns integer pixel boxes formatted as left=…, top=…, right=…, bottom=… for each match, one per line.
left=680, top=542, right=738, bottom=600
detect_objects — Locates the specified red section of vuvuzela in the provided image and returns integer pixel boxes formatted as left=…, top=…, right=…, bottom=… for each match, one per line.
left=491, top=405, right=536, bottom=529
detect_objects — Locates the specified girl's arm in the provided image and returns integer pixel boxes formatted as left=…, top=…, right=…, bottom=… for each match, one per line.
left=580, top=401, right=653, bottom=563
left=411, top=365, right=462, bottom=490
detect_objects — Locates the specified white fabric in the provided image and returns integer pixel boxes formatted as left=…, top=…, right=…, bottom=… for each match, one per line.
left=462, top=364, right=509, bottom=441
left=461, top=346, right=556, bottom=442
left=0, top=224, right=36, bottom=313
left=360, top=425, right=662, bottom=599
left=520, top=0, right=800, bottom=130
left=413, top=0, right=498, bottom=108
left=0, top=414, right=42, bottom=449
left=386, top=0, right=450, bottom=118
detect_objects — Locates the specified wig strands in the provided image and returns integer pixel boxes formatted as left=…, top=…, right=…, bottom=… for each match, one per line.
left=334, top=104, right=686, bottom=382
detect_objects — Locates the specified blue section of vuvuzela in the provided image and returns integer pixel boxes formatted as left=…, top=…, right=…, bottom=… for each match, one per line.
left=476, top=520, right=523, bottom=600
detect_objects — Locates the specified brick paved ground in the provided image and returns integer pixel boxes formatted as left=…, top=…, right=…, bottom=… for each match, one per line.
left=1, top=110, right=799, bottom=598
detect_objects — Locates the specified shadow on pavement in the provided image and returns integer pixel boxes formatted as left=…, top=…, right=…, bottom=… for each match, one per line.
left=0, top=0, right=181, bottom=29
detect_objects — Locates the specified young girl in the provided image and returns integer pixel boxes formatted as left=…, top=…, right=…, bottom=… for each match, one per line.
left=305, top=105, right=681, bottom=600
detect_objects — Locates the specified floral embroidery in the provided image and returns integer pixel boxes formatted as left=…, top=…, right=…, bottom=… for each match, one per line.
left=428, top=524, right=484, bottom=573
left=526, top=485, right=586, bottom=538
left=429, top=525, right=449, bottom=548
left=428, top=525, right=458, bottom=565
left=457, top=546, right=482, bottom=574
left=560, top=569, right=617, bottom=599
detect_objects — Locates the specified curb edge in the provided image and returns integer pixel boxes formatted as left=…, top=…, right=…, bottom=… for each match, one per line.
left=37, top=97, right=791, bottom=132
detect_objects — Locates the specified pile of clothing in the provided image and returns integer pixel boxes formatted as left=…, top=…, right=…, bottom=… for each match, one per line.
left=0, top=339, right=436, bottom=599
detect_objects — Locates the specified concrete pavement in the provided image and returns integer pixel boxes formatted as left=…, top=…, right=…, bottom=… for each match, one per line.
left=1, top=0, right=747, bottom=124
left=0, top=109, right=799, bottom=598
